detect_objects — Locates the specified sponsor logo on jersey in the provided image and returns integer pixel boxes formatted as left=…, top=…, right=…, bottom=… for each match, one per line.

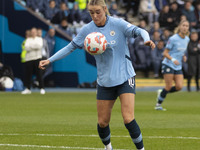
left=110, top=40, right=116, bottom=44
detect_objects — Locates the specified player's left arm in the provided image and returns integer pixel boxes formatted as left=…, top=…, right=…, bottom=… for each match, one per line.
left=133, top=28, right=155, bottom=49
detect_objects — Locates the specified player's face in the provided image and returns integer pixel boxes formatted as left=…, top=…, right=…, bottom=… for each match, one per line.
left=179, top=21, right=189, bottom=35
left=88, top=5, right=107, bottom=26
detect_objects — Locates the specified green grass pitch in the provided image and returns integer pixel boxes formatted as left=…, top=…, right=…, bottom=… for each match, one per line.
left=0, top=91, right=200, bottom=150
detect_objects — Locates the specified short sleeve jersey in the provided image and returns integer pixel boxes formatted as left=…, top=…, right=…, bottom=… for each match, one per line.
left=72, top=16, right=138, bottom=87
left=162, top=34, right=190, bottom=70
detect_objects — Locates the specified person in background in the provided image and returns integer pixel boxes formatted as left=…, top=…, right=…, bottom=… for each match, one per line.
left=138, top=0, right=159, bottom=27
left=68, top=2, right=82, bottom=25
left=58, top=18, right=73, bottom=36
left=187, top=31, right=200, bottom=92
left=149, top=21, right=163, bottom=38
left=194, top=2, right=200, bottom=30
left=181, top=1, right=197, bottom=30
left=151, top=40, right=165, bottom=78
left=43, top=28, right=56, bottom=80
left=160, top=28, right=171, bottom=46
left=155, top=20, right=190, bottom=110
left=169, top=1, right=182, bottom=31
left=21, top=27, right=45, bottom=94
left=158, top=5, right=174, bottom=31
left=51, top=2, right=70, bottom=24
left=39, top=1, right=155, bottom=150
left=44, top=28, right=56, bottom=57
left=109, top=2, right=127, bottom=21
left=26, top=0, right=45, bottom=14
left=44, top=0, right=59, bottom=21
left=21, top=30, right=31, bottom=87
left=37, top=28, right=49, bottom=60
left=21, top=30, right=31, bottom=63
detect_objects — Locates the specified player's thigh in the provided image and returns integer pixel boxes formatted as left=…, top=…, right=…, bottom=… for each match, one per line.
left=119, top=93, right=135, bottom=124
left=163, top=74, right=174, bottom=90
left=97, top=100, right=116, bottom=127
left=174, top=74, right=184, bottom=90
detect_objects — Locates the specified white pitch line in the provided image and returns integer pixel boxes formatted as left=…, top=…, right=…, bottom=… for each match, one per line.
left=0, top=133, right=200, bottom=140
left=0, top=144, right=128, bottom=150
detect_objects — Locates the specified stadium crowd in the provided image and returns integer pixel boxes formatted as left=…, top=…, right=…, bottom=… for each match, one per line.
left=2, top=0, right=198, bottom=92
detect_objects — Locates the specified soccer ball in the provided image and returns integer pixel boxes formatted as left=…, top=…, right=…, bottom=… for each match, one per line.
left=84, top=32, right=107, bottom=55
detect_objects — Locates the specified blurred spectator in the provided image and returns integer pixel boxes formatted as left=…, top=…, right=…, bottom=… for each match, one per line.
left=123, top=0, right=140, bottom=17
left=187, top=31, right=200, bottom=91
left=21, top=27, right=45, bottom=94
left=151, top=40, right=165, bottom=78
left=44, top=28, right=56, bottom=57
left=138, top=19, right=148, bottom=30
left=56, top=0, right=69, bottom=8
left=133, top=36, right=152, bottom=77
left=75, top=0, right=87, bottom=11
left=21, top=30, right=31, bottom=63
left=43, top=28, right=56, bottom=82
left=152, top=31, right=161, bottom=45
left=20, top=30, right=31, bottom=89
left=51, top=2, right=70, bottom=24
left=44, top=0, right=59, bottom=21
left=68, top=0, right=76, bottom=10
left=26, top=0, right=45, bottom=14
left=154, top=0, right=169, bottom=12
left=149, top=21, right=163, bottom=37
left=139, top=0, right=159, bottom=26
left=109, top=2, right=127, bottom=20
left=59, top=18, right=73, bottom=36
left=160, top=28, right=171, bottom=46
left=37, top=28, right=49, bottom=59
left=80, top=8, right=92, bottom=24
left=158, top=5, right=174, bottom=30
left=194, top=2, right=200, bottom=29
left=169, top=2, right=182, bottom=30
left=181, top=1, right=197, bottom=29
left=180, top=14, right=187, bottom=21
left=68, top=2, right=82, bottom=24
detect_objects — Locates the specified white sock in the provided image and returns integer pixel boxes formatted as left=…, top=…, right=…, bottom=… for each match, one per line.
left=138, top=147, right=145, bottom=150
left=156, top=103, right=161, bottom=107
left=105, top=142, right=112, bottom=150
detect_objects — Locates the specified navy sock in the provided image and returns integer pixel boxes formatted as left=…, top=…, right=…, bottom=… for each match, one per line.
left=97, top=124, right=111, bottom=145
left=125, top=119, right=144, bottom=149
left=169, top=86, right=177, bottom=93
left=158, top=89, right=169, bottom=104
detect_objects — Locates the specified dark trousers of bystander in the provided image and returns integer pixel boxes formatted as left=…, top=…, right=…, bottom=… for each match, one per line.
left=24, top=59, right=44, bottom=89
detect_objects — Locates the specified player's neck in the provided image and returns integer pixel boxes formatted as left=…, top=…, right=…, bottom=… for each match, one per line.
left=178, top=33, right=185, bottom=39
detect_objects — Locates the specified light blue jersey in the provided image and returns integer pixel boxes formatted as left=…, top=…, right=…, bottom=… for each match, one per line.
left=49, top=16, right=150, bottom=87
left=162, top=34, right=189, bottom=70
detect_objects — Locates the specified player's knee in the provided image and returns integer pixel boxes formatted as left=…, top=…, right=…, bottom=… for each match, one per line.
left=176, top=85, right=182, bottom=91
left=98, top=119, right=110, bottom=128
left=123, top=116, right=135, bottom=124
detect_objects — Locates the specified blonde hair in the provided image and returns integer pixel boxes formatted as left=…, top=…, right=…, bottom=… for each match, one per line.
left=88, top=0, right=110, bottom=15
left=174, top=20, right=190, bottom=36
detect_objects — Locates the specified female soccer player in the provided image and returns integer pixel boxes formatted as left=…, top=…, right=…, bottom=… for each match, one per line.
left=155, top=20, right=190, bottom=111
left=39, top=0, right=155, bottom=149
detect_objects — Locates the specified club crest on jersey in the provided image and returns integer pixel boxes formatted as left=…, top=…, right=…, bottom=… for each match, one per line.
left=110, top=31, right=115, bottom=36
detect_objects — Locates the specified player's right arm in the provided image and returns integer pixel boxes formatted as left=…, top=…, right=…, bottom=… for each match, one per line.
left=163, top=48, right=179, bottom=65
left=39, top=42, right=77, bottom=70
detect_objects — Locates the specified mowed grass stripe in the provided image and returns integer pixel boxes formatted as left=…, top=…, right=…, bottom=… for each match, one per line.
left=0, top=92, right=200, bottom=150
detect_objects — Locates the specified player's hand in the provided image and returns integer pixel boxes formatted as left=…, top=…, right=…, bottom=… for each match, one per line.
left=173, top=60, right=179, bottom=65
left=39, top=60, right=50, bottom=70
left=144, top=40, right=156, bottom=50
